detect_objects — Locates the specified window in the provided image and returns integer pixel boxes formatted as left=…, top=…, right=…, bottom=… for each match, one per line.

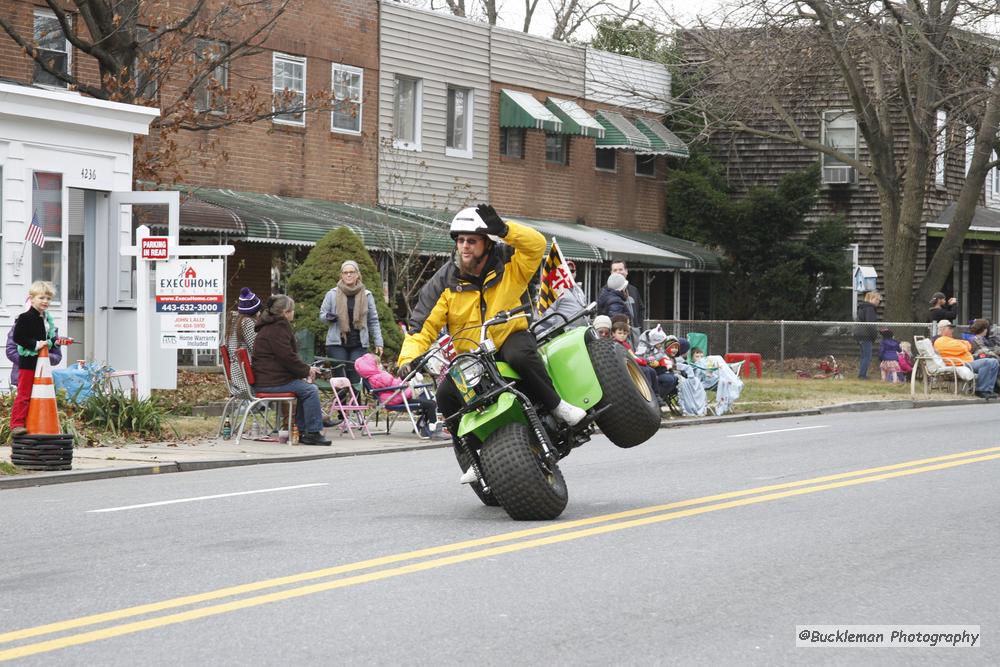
left=935, top=110, right=947, bottom=187
left=595, top=149, right=616, bottom=171
left=635, top=154, right=655, bottom=177
left=545, top=133, right=569, bottom=165
left=821, top=110, right=858, bottom=168
left=272, top=53, right=306, bottom=125
left=134, top=27, right=159, bottom=101
left=993, top=153, right=1000, bottom=201
left=331, top=64, right=363, bottom=134
left=393, top=76, right=422, bottom=150
left=446, top=86, right=473, bottom=157
left=194, top=39, right=228, bottom=112
left=0, top=166, right=3, bottom=302
left=500, top=128, right=524, bottom=159
left=31, top=172, right=62, bottom=300
left=33, top=9, right=70, bottom=88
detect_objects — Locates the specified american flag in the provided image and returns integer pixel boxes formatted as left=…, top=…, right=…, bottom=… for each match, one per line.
left=25, top=211, right=45, bottom=248
left=536, top=238, right=575, bottom=313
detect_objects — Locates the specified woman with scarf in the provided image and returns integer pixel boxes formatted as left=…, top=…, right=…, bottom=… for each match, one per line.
left=319, top=260, right=383, bottom=386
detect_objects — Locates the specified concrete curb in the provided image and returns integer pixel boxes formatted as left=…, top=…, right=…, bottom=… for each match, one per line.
left=0, top=397, right=983, bottom=489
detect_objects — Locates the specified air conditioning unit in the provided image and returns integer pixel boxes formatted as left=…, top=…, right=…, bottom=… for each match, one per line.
left=822, top=165, right=857, bottom=185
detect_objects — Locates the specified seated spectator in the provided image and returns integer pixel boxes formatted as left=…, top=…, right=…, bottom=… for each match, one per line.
left=355, top=353, right=448, bottom=439
left=968, top=319, right=999, bottom=358
left=933, top=320, right=999, bottom=398
left=635, top=325, right=678, bottom=407
left=592, top=315, right=613, bottom=340
left=252, top=295, right=331, bottom=446
left=597, top=273, right=631, bottom=320
left=537, top=260, right=589, bottom=336
left=610, top=315, right=661, bottom=405
left=878, top=328, right=904, bottom=384
left=898, top=341, right=914, bottom=379
left=690, top=347, right=719, bottom=391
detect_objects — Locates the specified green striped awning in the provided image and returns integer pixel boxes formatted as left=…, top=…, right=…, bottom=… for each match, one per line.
left=544, top=97, right=605, bottom=139
left=633, top=116, right=689, bottom=158
left=499, top=89, right=562, bottom=132
left=594, top=110, right=652, bottom=151
left=169, top=188, right=456, bottom=256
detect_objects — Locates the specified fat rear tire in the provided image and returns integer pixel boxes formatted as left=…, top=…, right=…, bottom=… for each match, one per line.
left=453, top=442, right=500, bottom=506
left=587, top=338, right=661, bottom=448
left=480, top=422, right=568, bottom=520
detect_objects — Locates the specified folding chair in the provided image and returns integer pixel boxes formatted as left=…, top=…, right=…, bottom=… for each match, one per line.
left=911, top=336, right=975, bottom=396
left=218, top=345, right=249, bottom=438
left=232, top=348, right=296, bottom=445
left=327, top=376, right=372, bottom=439
left=363, top=377, right=437, bottom=437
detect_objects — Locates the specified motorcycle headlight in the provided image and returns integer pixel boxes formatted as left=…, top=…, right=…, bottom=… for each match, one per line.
left=454, top=357, right=485, bottom=388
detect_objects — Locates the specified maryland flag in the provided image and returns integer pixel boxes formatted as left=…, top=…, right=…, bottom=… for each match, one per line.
left=536, top=238, right=575, bottom=313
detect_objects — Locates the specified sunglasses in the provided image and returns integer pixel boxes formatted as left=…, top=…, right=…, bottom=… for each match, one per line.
left=596, top=328, right=611, bottom=338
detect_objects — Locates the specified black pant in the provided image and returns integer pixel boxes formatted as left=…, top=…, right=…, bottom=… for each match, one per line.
left=437, top=330, right=561, bottom=429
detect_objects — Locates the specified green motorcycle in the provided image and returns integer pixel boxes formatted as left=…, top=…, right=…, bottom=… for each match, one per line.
left=410, top=303, right=661, bottom=521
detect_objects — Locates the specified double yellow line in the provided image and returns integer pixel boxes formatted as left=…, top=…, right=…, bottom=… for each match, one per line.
left=3, top=445, right=1000, bottom=660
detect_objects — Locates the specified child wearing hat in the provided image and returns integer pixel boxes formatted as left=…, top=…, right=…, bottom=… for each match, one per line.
left=227, top=287, right=263, bottom=393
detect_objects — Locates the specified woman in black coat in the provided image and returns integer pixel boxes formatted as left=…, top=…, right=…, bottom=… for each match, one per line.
left=854, top=291, right=881, bottom=379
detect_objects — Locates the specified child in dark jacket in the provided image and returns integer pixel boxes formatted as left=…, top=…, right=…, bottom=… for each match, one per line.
left=878, top=328, right=904, bottom=383
left=9, top=281, right=58, bottom=436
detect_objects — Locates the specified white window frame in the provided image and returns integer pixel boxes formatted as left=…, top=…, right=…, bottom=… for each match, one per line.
left=820, top=109, right=858, bottom=168
left=330, top=63, right=363, bottom=135
left=30, top=171, right=64, bottom=305
left=635, top=154, right=656, bottom=177
left=595, top=148, right=617, bottom=172
left=445, top=86, right=474, bottom=158
left=965, top=125, right=975, bottom=177
left=935, top=110, right=947, bottom=187
left=993, top=153, right=1000, bottom=204
left=393, top=75, right=422, bottom=151
left=272, top=52, right=307, bottom=126
left=33, top=8, right=72, bottom=89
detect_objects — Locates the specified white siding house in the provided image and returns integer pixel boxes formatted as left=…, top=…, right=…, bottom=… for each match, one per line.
left=378, top=2, right=490, bottom=209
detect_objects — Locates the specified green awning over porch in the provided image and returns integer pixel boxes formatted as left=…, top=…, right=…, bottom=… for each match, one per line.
left=633, top=117, right=689, bottom=158
left=172, top=188, right=456, bottom=256
left=544, top=97, right=604, bottom=138
left=499, top=90, right=562, bottom=132
left=594, top=110, right=652, bottom=151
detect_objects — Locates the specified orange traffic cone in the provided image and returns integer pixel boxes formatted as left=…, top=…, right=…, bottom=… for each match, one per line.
left=26, top=345, right=61, bottom=435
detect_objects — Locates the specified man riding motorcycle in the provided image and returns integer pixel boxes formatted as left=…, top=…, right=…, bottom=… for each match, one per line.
left=397, top=204, right=587, bottom=473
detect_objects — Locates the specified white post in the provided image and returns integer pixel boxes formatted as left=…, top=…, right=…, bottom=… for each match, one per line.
left=135, top=224, right=152, bottom=398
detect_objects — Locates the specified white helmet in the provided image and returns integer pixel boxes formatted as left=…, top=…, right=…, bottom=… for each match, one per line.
left=450, top=207, right=500, bottom=243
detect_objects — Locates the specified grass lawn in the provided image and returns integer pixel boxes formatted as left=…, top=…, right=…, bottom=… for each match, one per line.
left=730, top=376, right=958, bottom=413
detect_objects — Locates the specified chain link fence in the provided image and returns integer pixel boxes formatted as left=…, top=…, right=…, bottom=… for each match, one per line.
left=646, top=320, right=953, bottom=378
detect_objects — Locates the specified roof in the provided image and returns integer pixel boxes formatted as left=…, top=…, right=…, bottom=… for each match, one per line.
left=929, top=203, right=1000, bottom=240
left=499, top=89, right=562, bottom=132
left=594, top=110, right=653, bottom=151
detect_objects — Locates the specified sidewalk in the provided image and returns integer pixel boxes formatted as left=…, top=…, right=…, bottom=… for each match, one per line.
left=0, top=396, right=982, bottom=489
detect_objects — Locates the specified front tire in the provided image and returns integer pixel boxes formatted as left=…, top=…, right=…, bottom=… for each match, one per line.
left=453, top=442, right=500, bottom=506
left=480, top=422, right=568, bottom=520
left=587, top=338, right=661, bottom=448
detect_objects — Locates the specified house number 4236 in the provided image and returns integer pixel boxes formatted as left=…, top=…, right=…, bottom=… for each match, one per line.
left=80, top=168, right=97, bottom=180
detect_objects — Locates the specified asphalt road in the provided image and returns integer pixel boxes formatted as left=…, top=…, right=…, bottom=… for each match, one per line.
left=1, top=404, right=997, bottom=665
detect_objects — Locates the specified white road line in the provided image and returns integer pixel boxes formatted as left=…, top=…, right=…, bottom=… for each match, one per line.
left=87, top=484, right=329, bottom=513
left=727, top=425, right=831, bottom=439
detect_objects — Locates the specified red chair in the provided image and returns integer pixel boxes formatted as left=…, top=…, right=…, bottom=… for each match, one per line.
left=233, top=348, right=296, bottom=445
left=723, top=352, right=763, bottom=378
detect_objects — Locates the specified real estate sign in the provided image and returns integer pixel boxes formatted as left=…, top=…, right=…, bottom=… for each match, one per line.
left=155, top=259, right=224, bottom=349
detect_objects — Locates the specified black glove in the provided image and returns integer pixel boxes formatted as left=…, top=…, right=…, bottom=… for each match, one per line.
left=476, top=203, right=508, bottom=237
left=397, top=362, right=413, bottom=378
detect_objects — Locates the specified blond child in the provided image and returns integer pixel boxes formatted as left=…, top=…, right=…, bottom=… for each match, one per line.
left=10, top=281, right=57, bottom=436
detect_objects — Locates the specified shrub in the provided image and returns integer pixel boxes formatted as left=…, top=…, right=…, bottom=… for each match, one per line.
left=80, top=386, right=171, bottom=439
left=286, top=226, right=404, bottom=359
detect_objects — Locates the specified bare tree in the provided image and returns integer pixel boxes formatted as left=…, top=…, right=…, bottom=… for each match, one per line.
left=1, top=0, right=334, bottom=183
left=670, top=0, right=1000, bottom=320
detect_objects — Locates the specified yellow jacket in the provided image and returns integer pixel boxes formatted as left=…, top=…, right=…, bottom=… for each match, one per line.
left=399, top=220, right=546, bottom=366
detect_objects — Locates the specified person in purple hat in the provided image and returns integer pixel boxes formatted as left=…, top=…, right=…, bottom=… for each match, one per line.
left=227, top=287, right=263, bottom=393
